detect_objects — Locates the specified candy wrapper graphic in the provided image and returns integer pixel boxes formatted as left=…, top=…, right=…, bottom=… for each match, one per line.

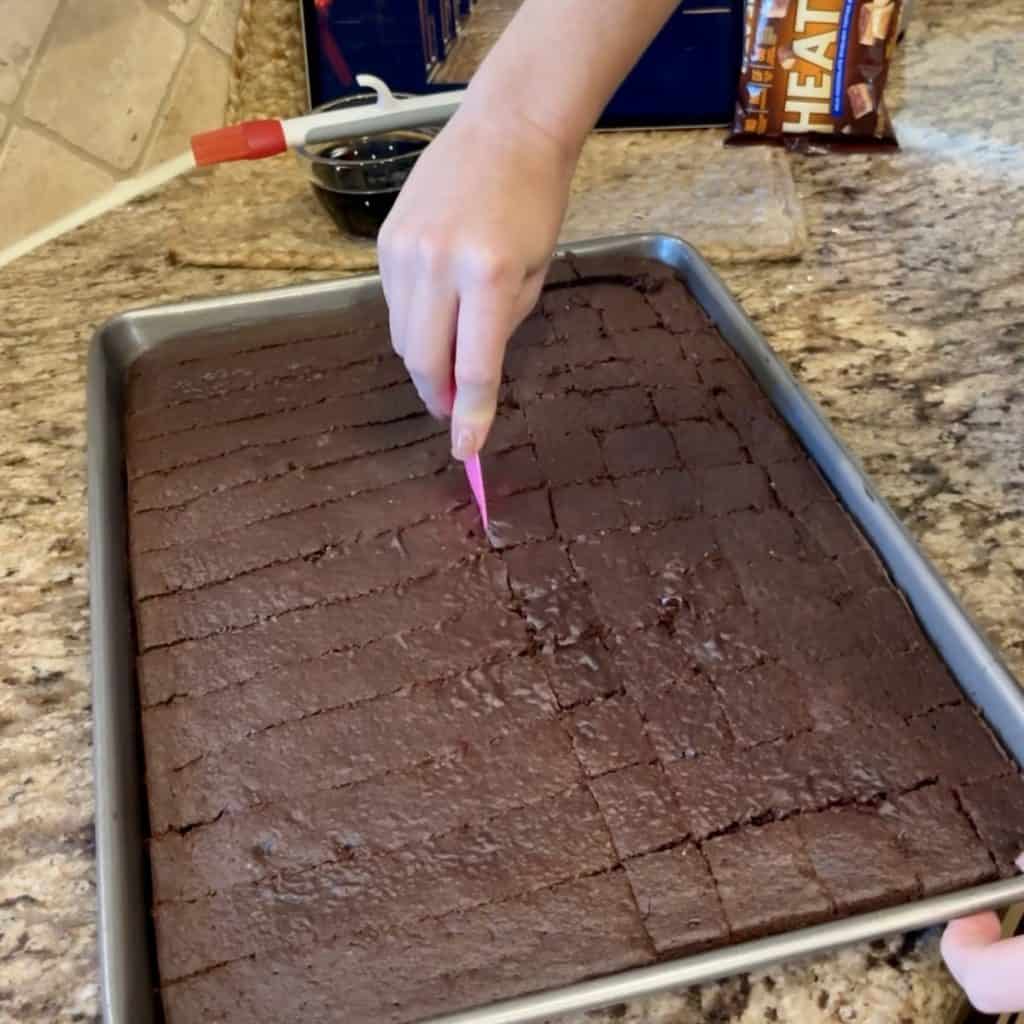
left=729, top=0, right=902, bottom=149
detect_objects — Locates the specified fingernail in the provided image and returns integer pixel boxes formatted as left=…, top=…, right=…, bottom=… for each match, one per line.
left=1015, top=851, right=1024, bottom=873
left=452, top=427, right=476, bottom=461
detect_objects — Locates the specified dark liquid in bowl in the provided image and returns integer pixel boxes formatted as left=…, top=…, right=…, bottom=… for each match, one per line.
left=311, top=185, right=400, bottom=238
left=308, top=134, right=431, bottom=239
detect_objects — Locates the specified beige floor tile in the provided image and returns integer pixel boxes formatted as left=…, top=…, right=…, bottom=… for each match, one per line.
left=201, top=0, right=243, bottom=54
left=145, top=41, right=230, bottom=167
left=0, top=113, right=7, bottom=141
left=0, top=127, right=115, bottom=249
left=23, top=0, right=186, bottom=170
left=0, top=0, right=61, bottom=105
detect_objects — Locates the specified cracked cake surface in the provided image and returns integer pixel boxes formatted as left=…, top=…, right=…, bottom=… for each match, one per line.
left=123, top=255, right=1018, bottom=1023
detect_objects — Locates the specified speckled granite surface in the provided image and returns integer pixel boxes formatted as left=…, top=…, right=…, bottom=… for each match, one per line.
left=1, top=0, right=1022, bottom=1020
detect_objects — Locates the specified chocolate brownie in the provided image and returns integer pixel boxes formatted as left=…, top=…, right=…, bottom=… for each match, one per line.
left=125, top=256, right=1019, bottom=1023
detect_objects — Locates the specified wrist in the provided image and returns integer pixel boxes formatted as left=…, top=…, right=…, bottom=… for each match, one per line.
left=455, top=85, right=586, bottom=173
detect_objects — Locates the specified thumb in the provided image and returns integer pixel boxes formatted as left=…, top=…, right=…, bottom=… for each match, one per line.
left=942, top=912, right=1024, bottom=1014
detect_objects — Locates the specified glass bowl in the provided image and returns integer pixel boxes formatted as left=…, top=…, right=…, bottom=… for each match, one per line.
left=295, top=92, right=439, bottom=239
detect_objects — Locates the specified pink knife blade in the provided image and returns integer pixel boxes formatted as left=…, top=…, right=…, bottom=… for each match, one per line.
left=464, top=453, right=489, bottom=530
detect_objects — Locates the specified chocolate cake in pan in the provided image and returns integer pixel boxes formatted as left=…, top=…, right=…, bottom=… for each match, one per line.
left=122, top=256, right=1019, bottom=1023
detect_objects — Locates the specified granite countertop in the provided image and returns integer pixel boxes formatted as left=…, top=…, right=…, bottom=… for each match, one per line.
left=1, top=0, right=1022, bottom=1020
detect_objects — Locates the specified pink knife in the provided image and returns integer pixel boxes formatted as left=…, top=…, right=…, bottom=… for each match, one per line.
left=464, top=453, right=489, bottom=531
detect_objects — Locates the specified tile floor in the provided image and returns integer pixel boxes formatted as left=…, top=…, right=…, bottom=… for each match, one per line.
left=0, top=0, right=241, bottom=250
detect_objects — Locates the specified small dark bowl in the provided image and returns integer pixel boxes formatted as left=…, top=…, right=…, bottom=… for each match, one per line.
left=296, top=93, right=438, bottom=239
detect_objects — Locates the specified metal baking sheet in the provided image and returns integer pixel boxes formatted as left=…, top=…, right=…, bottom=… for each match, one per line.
left=88, top=234, right=1024, bottom=1024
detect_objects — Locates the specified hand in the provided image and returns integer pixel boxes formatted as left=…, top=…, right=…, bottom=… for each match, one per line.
left=378, top=107, right=574, bottom=460
left=942, top=855, right=1024, bottom=1014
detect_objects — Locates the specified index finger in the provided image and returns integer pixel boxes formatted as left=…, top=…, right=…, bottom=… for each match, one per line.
left=450, top=286, right=520, bottom=460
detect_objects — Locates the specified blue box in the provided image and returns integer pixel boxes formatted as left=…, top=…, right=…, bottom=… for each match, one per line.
left=301, top=1, right=742, bottom=127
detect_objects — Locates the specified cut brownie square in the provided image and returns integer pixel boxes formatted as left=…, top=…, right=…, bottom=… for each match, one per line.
left=704, top=819, right=833, bottom=940
left=865, top=649, right=963, bottom=719
left=798, top=499, right=870, bottom=558
left=552, top=480, right=626, bottom=538
left=570, top=532, right=660, bottom=632
left=652, top=384, right=714, bottom=424
left=883, top=786, right=996, bottom=895
left=636, top=516, right=717, bottom=577
left=570, top=694, right=654, bottom=776
left=625, top=846, right=728, bottom=955
left=842, top=718, right=936, bottom=798
left=740, top=555, right=849, bottom=608
left=958, top=774, right=1024, bottom=875
left=671, top=420, right=747, bottom=469
left=843, top=587, right=924, bottom=658
left=798, top=653, right=889, bottom=731
left=593, top=387, right=655, bottom=432
left=762, top=594, right=860, bottom=664
left=590, top=764, right=688, bottom=858
left=703, top=362, right=765, bottom=426
left=534, top=431, right=606, bottom=487
left=680, top=329, right=732, bottom=364
left=527, top=389, right=652, bottom=439
left=629, top=673, right=732, bottom=764
left=766, top=457, right=834, bottom=513
left=486, top=488, right=554, bottom=547
left=588, top=284, right=660, bottom=332
left=839, top=546, right=891, bottom=591
left=712, top=508, right=808, bottom=567
left=735, top=414, right=803, bottom=464
left=799, top=806, right=919, bottom=914
left=548, top=304, right=603, bottom=342
left=909, top=705, right=1010, bottom=787
left=610, top=327, right=690, bottom=367
left=522, top=582, right=599, bottom=648
left=646, top=285, right=711, bottom=336
left=666, top=741, right=814, bottom=839
left=542, top=637, right=621, bottom=708
left=780, top=729, right=854, bottom=808
left=503, top=539, right=574, bottom=601
left=685, top=603, right=766, bottom=676
left=711, top=661, right=811, bottom=747
left=611, top=628, right=699, bottom=690
left=602, top=424, right=678, bottom=478
left=696, top=464, right=775, bottom=517
left=615, top=469, right=698, bottom=528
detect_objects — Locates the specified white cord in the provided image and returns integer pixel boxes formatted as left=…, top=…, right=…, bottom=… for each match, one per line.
left=0, top=151, right=196, bottom=271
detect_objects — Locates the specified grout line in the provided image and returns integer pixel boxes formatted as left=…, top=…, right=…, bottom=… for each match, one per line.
left=6, top=0, right=68, bottom=123
left=131, top=0, right=213, bottom=174
left=5, top=109, right=122, bottom=179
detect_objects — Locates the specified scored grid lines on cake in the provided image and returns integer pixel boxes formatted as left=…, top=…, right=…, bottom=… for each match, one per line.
left=127, top=261, right=1023, bottom=1022
left=130, top=421, right=541, bottom=561
left=126, top=326, right=398, bottom=419
left=126, top=299, right=390, bottom=385
left=142, top=603, right=531, bottom=768
left=129, top=445, right=542, bottom=598
left=159, top=872, right=651, bottom=1022
left=128, top=351, right=410, bottom=442
left=136, top=554, right=522, bottom=707
left=126, top=382, right=425, bottom=478
left=127, top=373, right=460, bottom=514
left=128, top=413, right=448, bottom=513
